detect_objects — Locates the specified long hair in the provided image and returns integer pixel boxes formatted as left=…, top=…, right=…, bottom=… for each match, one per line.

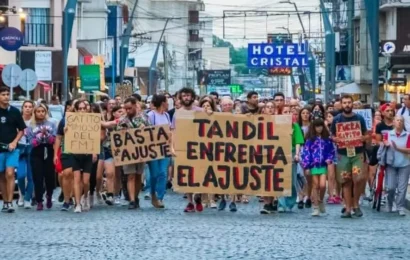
left=30, top=103, right=49, bottom=127
left=298, top=107, right=312, bottom=127
left=21, top=100, right=34, bottom=116
left=306, top=118, right=330, bottom=141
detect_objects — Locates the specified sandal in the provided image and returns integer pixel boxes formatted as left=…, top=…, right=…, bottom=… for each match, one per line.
left=242, top=196, right=249, bottom=204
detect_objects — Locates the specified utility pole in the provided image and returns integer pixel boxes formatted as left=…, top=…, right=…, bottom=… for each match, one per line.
left=119, top=0, right=139, bottom=85
left=363, top=0, right=379, bottom=103
left=148, top=19, right=170, bottom=96
left=320, top=0, right=335, bottom=103
left=347, top=0, right=354, bottom=66
left=163, top=37, right=169, bottom=92
left=62, top=0, right=77, bottom=103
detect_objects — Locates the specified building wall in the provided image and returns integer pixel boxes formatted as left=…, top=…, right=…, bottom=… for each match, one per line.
left=131, top=0, right=206, bottom=93
left=202, top=47, right=229, bottom=70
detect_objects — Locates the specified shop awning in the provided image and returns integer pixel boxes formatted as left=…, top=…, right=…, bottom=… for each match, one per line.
left=38, top=81, right=51, bottom=91
left=335, top=82, right=371, bottom=95
left=392, top=64, right=410, bottom=74
left=78, top=47, right=94, bottom=64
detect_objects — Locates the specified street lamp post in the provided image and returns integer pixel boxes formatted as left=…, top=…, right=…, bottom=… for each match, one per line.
left=279, top=0, right=307, bottom=38
left=276, top=26, right=291, bottom=39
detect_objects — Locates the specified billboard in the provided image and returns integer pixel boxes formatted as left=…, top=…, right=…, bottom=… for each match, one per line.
left=247, top=43, right=309, bottom=68
left=198, top=70, right=231, bottom=86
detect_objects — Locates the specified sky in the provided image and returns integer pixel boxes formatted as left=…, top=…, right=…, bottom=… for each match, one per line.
left=203, top=0, right=322, bottom=47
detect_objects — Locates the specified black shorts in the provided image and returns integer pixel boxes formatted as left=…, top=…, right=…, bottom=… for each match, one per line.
left=61, top=154, right=93, bottom=173
left=368, top=145, right=379, bottom=166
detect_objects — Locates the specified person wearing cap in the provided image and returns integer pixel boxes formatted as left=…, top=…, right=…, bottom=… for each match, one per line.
left=369, top=104, right=395, bottom=187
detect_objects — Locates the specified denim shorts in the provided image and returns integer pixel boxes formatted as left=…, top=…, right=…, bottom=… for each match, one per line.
left=103, top=147, right=113, bottom=163
left=0, top=149, right=20, bottom=172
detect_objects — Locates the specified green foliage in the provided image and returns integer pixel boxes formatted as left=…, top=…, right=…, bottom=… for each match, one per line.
left=213, top=35, right=266, bottom=76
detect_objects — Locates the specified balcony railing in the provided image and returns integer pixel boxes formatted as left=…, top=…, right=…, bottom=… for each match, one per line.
left=22, top=23, right=54, bottom=47
left=380, top=0, right=410, bottom=7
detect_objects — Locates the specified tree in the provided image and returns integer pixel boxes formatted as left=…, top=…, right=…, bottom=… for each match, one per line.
left=213, top=35, right=247, bottom=65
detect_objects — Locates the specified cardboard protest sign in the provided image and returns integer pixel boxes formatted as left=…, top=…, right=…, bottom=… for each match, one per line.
left=116, top=84, right=132, bottom=101
left=353, top=109, right=372, bottom=130
left=64, top=112, right=101, bottom=154
left=335, top=121, right=363, bottom=149
left=110, top=124, right=171, bottom=166
left=173, top=111, right=293, bottom=197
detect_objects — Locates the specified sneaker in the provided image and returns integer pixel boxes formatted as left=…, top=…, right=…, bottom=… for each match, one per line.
left=311, top=208, right=320, bottom=216
left=305, top=199, right=312, bottom=208
left=151, top=194, right=161, bottom=208
left=210, top=200, right=217, bottom=209
left=260, top=204, right=273, bottom=214
left=144, top=193, right=151, bottom=200
left=334, top=196, right=342, bottom=204
left=258, top=197, right=264, bottom=203
left=341, top=211, right=352, bottom=218
left=114, top=196, right=121, bottom=205
left=74, top=204, right=82, bottom=213
left=195, top=196, right=203, bottom=212
left=229, top=202, right=237, bottom=212
left=7, top=203, right=15, bottom=213
left=128, top=201, right=137, bottom=210
left=96, top=193, right=104, bottom=205
left=278, top=206, right=285, bottom=213
left=61, top=202, right=70, bottom=211
left=297, top=200, right=304, bottom=209
left=83, top=196, right=90, bottom=211
left=272, top=200, right=278, bottom=211
left=105, top=196, right=114, bottom=206
left=1, top=203, right=8, bottom=213
left=326, top=196, right=335, bottom=204
left=17, top=197, right=24, bottom=207
left=58, top=192, right=64, bottom=203
left=398, top=210, right=406, bottom=216
left=24, top=200, right=32, bottom=209
left=157, top=200, right=165, bottom=209
left=218, top=199, right=227, bottom=211
left=46, top=196, right=53, bottom=209
left=36, top=202, right=44, bottom=211
left=353, top=207, right=363, bottom=217
left=184, top=202, right=195, bottom=213
left=319, top=202, right=326, bottom=213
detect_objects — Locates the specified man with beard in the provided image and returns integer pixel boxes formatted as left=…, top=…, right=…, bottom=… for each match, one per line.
left=240, top=91, right=260, bottom=114
left=331, top=94, right=368, bottom=218
left=171, top=87, right=203, bottom=213
left=116, top=97, right=150, bottom=209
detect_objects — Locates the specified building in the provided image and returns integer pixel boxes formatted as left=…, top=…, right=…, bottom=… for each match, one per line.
left=131, top=0, right=206, bottom=94
left=0, top=0, right=78, bottom=100
left=329, top=0, right=410, bottom=103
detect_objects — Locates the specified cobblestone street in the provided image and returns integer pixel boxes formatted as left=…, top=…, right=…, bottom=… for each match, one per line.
left=0, top=192, right=409, bottom=260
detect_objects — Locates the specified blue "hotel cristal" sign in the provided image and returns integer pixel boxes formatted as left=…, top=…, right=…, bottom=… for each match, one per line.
left=247, top=43, right=309, bottom=68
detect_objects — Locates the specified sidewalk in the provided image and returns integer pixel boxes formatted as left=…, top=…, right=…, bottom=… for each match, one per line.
left=406, top=185, right=410, bottom=210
